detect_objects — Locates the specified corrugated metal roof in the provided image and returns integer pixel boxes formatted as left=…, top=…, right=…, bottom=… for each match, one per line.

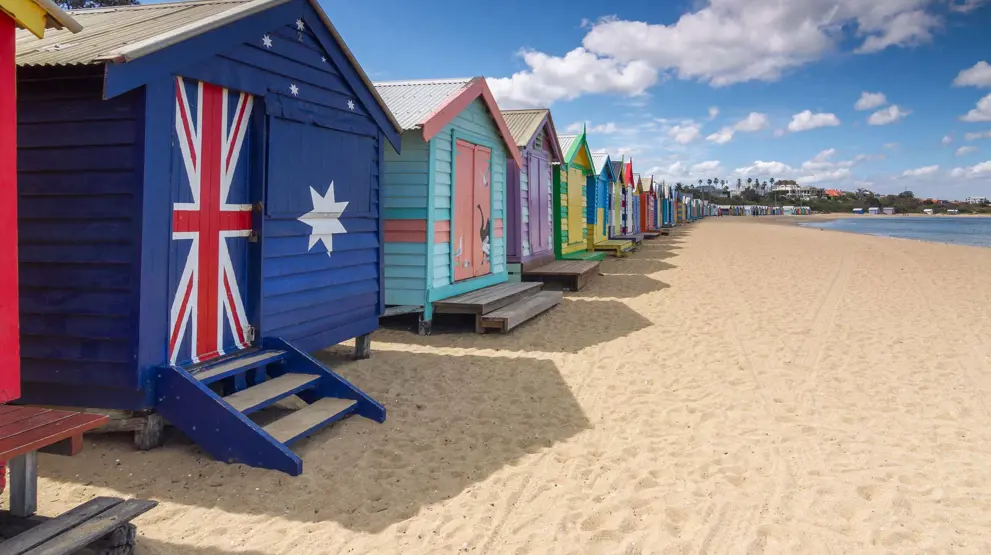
left=591, top=151, right=609, bottom=175
left=609, top=160, right=624, bottom=179
left=16, top=0, right=259, bottom=66
left=500, top=109, right=547, bottom=147
left=14, top=0, right=403, bottom=135
left=373, top=78, right=473, bottom=131
left=558, top=134, right=577, bottom=159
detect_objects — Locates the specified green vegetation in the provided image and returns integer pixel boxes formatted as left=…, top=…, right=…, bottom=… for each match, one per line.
left=670, top=183, right=991, bottom=215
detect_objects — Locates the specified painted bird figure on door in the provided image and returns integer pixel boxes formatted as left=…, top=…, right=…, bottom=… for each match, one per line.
left=477, top=204, right=490, bottom=266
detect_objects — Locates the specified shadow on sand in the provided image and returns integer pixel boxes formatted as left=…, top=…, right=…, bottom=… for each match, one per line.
left=377, top=295, right=653, bottom=353
left=40, top=351, right=591, bottom=534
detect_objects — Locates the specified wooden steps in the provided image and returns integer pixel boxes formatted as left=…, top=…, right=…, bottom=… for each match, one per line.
left=593, top=239, right=634, bottom=257
left=522, top=260, right=599, bottom=292
left=433, top=281, right=561, bottom=333
left=155, top=339, right=385, bottom=475
left=481, top=291, right=563, bottom=333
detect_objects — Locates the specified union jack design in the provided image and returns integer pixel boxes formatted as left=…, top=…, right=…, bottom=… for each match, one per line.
left=169, top=77, right=255, bottom=364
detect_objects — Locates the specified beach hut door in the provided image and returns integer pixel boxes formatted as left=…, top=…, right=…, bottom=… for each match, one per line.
left=168, top=78, right=257, bottom=366
left=528, top=156, right=550, bottom=252
left=453, top=140, right=492, bottom=281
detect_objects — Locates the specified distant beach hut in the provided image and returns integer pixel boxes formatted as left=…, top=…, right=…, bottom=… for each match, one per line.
left=853, top=208, right=865, bottom=214
left=15, top=0, right=406, bottom=474
left=607, top=157, right=625, bottom=238
left=590, top=153, right=633, bottom=256
left=883, top=207, right=895, bottom=215
left=630, top=173, right=642, bottom=234
left=868, top=207, right=880, bottom=215
left=639, top=176, right=659, bottom=232
left=553, top=129, right=605, bottom=261
left=501, top=109, right=563, bottom=273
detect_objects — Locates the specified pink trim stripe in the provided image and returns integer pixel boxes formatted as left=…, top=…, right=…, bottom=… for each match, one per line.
left=493, top=218, right=504, bottom=238
left=434, top=220, right=451, bottom=244
left=419, top=78, right=524, bottom=168
left=384, top=219, right=427, bottom=243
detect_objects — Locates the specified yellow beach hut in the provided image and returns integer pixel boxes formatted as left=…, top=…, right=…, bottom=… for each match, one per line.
left=553, top=127, right=605, bottom=261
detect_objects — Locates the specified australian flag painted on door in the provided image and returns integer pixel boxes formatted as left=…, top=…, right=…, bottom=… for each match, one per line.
left=169, top=77, right=255, bottom=365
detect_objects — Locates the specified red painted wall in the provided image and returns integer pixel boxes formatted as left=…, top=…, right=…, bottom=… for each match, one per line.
left=0, top=17, right=21, bottom=403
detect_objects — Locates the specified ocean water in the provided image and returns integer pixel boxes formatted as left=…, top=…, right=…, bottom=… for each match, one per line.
left=800, top=216, right=991, bottom=248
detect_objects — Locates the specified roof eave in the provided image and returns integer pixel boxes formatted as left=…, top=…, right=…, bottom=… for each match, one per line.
left=420, top=77, right=523, bottom=167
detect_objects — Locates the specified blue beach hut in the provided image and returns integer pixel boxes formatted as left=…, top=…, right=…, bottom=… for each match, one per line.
left=14, top=0, right=402, bottom=475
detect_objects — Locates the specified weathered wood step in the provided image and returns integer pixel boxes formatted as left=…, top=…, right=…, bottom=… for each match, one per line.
left=433, top=281, right=543, bottom=315
left=480, top=291, right=563, bottom=333
left=224, top=373, right=320, bottom=414
left=263, top=398, right=357, bottom=445
left=192, top=350, right=287, bottom=384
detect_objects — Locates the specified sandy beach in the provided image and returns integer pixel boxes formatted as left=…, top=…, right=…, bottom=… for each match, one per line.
left=7, top=219, right=991, bottom=554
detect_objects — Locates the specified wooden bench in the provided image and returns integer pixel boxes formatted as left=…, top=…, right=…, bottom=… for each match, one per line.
left=0, top=406, right=157, bottom=554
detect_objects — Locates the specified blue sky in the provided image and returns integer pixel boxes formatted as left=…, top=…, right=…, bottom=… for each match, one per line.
left=326, top=0, right=991, bottom=198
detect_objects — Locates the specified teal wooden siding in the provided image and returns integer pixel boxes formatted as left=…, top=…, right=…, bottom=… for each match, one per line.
left=381, top=131, right=429, bottom=306
left=430, top=99, right=507, bottom=289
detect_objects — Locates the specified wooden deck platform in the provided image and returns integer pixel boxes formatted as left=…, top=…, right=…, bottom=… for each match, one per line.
left=642, top=231, right=662, bottom=239
left=522, top=260, right=600, bottom=292
left=432, top=281, right=560, bottom=333
left=614, top=232, right=646, bottom=245
left=593, top=239, right=634, bottom=257
left=560, top=250, right=607, bottom=262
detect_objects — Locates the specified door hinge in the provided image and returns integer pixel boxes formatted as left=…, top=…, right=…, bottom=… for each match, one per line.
left=245, top=326, right=256, bottom=343
left=248, top=230, right=260, bottom=243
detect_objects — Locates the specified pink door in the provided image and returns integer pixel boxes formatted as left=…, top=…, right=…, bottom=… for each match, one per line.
left=453, top=140, right=475, bottom=282
left=473, top=145, right=492, bottom=277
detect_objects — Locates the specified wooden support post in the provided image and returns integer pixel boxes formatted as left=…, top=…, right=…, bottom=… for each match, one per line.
left=353, top=334, right=371, bottom=360
left=0, top=15, right=21, bottom=404
left=9, top=451, right=38, bottom=517
left=134, top=413, right=165, bottom=451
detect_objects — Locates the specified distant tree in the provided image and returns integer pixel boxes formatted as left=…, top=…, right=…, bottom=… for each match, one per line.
left=58, top=0, right=136, bottom=8
left=737, top=178, right=743, bottom=190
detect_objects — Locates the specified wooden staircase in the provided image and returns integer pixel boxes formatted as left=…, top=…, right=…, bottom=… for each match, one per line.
left=433, top=282, right=562, bottom=334
left=154, top=338, right=385, bottom=475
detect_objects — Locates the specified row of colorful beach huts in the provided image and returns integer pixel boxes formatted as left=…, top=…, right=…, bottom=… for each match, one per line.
left=7, top=0, right=717, bottom=475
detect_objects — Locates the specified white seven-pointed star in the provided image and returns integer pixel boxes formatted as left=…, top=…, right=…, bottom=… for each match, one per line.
left=347, top=99, right=355, bottom=111
left=295, top=18, right=305, bottom=30
left=298, top=182, right=349, bottom=257
left=289, top=83, right=299, bottom=96
left=262, top=34, right=273, bottom=48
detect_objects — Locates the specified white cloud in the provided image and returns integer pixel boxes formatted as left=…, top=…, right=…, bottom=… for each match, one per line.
left=855, top=91, right=888, bottom=110
left=964, top=130, right=991, bottom=140
left=961, top=93, right=991, bottom=122
left=868, top=105, right=910, bottom=125
left=948, top=0, right=989, bottom=12
left=704, top=112, right=769, bottom=145
left=487, top=48, right=658, bottom=108
left=950, top=160, right=991, bottom=178
left=734, top=112, right=769, bottom=132
left=942, top=134, right=954, bottom=144
left=668, top=122, right=703, bottom=144
left=787, top=110, right=841, bottom=133
left=956, top=146, right=978, bottom=156
left=885, top=142, right=900, bottom=149
left=708, top=106, right=720, bottom=119
left=567, top=121, right=620, bottom=134
left=691, top=160, right=723, bottom=174
left=902, top=165, right=940, bottom=177
left=733, top=160, right=795, bottom=177
left=490, top=1, right=964, bottom=105
left=801, top=168, right=852, bottom=184
left=953, top=61, right=991, bottom=88
left=706, top=127, right=734, bottom=144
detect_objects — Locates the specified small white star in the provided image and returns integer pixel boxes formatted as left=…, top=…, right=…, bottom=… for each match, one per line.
left=299, top=182, right=349, bottom=257
left=321, top=56, right=327, bottom=63
left=347, top=99, right=355, bottom=111
left=261, top=34, right=273, bottom=48
left=289, top=83, right=299, bottom=96
left=295, top=18, right=305, bottom=31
